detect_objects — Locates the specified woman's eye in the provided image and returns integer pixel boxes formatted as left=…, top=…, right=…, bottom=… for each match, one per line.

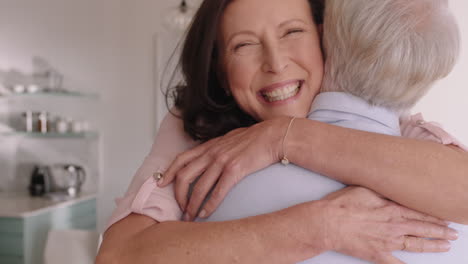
left=234, top=43, right=253, bottom=51
left=284, top=29, right=304, bottom=37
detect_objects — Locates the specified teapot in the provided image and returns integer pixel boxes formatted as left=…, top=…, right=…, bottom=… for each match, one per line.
left=49, top=164, right=86, bottom=197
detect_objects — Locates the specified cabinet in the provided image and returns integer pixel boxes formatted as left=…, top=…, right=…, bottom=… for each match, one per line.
left=0, top=192, right=96, bottom=264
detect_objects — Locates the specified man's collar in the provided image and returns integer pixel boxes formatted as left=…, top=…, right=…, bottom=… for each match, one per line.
left=308, top=92, right=400, bottom=132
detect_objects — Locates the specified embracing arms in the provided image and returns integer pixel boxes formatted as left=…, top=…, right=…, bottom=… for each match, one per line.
left=96, top=112, right=460, bottom=264
left=161, top=116, right=468, bottom=224
left=97, top=187, right=454, bottom=264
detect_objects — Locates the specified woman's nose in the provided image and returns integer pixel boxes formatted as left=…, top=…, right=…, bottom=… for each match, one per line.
left=261, top=43, right=288, bottom=74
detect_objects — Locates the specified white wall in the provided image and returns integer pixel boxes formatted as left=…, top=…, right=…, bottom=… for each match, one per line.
left=413, top=0, right=468, bottom=145
left=0, top=0, right=466, bottom=232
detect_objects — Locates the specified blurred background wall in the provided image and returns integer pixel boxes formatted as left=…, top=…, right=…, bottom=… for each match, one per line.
left=413, top=1, right=468, bottom=141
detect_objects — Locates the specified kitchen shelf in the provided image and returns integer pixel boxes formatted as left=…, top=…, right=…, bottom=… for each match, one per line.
left=0, top=131, right=99, bottom=139
left=0, top=191, right=97, bottom=218
left=0, top=90, right=100, bottom=100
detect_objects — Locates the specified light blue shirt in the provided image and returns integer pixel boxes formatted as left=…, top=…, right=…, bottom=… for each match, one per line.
left=197, top=92, right=467, bottom=264
left=308, top=92, right=400, bottom=136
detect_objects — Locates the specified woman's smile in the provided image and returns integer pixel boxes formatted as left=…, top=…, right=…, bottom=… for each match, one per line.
left=257, top=80, right=304, bottom=104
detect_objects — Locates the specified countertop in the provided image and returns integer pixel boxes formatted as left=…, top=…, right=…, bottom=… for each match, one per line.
left=0, top=191, right=97, bottom=218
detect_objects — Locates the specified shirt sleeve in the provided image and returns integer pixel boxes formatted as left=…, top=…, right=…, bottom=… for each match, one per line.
left=400, top=113, right=467, bottom=151
left=104, top=108, right=199, bottom=231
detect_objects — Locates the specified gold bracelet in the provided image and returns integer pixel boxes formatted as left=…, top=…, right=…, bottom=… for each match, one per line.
left=280, top=117, right=296, bottom=165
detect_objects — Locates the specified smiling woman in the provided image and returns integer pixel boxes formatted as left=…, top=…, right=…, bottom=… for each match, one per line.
left=219, top=0, right=323, bottom=121
left=96, top=0, right=468, bottom=263
left=168, top=0, right=327, bottom=142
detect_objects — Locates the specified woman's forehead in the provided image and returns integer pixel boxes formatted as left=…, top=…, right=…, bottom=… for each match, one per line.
left=220, top=0, right=314, bottom=36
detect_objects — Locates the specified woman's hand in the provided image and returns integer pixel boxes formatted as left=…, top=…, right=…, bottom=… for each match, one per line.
left=320, top=186, right=458, bottom=264
left=158, top=117, right=289, bottom=220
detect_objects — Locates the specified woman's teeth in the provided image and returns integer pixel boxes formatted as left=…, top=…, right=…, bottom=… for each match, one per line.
left=262, top=82, right=301, bottom=102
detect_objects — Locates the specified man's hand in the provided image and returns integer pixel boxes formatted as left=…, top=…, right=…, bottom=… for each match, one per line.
left=320, top=186, right=458, bottom=264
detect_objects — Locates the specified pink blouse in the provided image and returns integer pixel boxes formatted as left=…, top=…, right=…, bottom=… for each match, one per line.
left=105, top=111, right=467, bottom=231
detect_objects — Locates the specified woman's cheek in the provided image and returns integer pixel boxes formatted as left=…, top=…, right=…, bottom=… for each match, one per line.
left=290, top=38, right=322, bottom=63
left=226, top=56, right=257, bottom=92
left=225, top=60, right=262, bottom=119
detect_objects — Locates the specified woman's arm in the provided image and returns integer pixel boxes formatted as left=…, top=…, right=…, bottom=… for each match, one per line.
left=287, top=118, right=468, bottom=224
left=160, top=116, right=468, bottom=224
left=97, top=187, right=454, bottom=264
left=98, top=112, right=322, bottom=263
left=97, top=201, right=327, bottom=264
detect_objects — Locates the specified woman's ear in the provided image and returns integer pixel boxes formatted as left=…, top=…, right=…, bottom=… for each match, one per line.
left=215, top=43, right=232, bottom=97
left=223, top=80, right=232, bottom=96
left=223, top=82, right=232, bottom=97
left=216, top=65, right=231, bottom=97
left=318, top=24, right=323, bottom=37
left=318, top=24, right=324, bottom=55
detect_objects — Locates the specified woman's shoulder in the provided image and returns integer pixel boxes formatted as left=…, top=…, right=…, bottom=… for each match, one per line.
left=150, top=108, right=200, bottom=156
left=400, top=113, right=467, bottom=151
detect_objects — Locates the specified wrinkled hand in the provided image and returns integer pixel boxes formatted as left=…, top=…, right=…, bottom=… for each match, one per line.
left=158, top=117, right=290, bottom=220
left=320, top=186, right=458, bottom=264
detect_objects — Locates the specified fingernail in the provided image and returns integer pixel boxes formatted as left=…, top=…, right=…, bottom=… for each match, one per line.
left=441, top=241, right=451, bottom=250
left=449, top=230, right=459, bottom=240
left=183, top=212, right=191, bottom=222
left=198, top=209, right=206, bottom=218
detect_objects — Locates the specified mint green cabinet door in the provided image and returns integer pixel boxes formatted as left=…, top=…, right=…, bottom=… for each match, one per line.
left=0, top=256, right=23, bottom=264
left=0, top=218, right=24, bottom=264
left=0, top=197, right=96, bottom=264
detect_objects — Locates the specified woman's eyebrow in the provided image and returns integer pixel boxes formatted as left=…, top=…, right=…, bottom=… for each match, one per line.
left=226, top=30, right=257, bottom=45
left=225, top=19, right=307, bottom=46
left=278, top=18, right=307, bottom=28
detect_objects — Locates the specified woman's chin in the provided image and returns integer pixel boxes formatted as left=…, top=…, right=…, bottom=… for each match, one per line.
left=254, top=86, right=314, bottom=119
left=257, top=107, right=309, bottom=120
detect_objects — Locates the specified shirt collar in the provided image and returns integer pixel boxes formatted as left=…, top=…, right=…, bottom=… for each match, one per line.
left=308, top=92, right=400, bottom=133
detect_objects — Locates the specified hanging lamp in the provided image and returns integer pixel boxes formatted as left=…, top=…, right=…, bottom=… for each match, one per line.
left=163, top=0, right=195, bottom=32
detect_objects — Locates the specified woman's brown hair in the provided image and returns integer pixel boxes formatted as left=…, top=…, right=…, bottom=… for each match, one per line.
left=166, top=0, right=325, bottom=142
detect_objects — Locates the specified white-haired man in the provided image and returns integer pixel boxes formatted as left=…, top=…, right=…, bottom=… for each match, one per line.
left=321, top=0, right=459, bottom=111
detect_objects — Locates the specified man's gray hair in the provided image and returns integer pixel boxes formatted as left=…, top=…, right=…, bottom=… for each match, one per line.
left=321, top=0, right=460, bottom=111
